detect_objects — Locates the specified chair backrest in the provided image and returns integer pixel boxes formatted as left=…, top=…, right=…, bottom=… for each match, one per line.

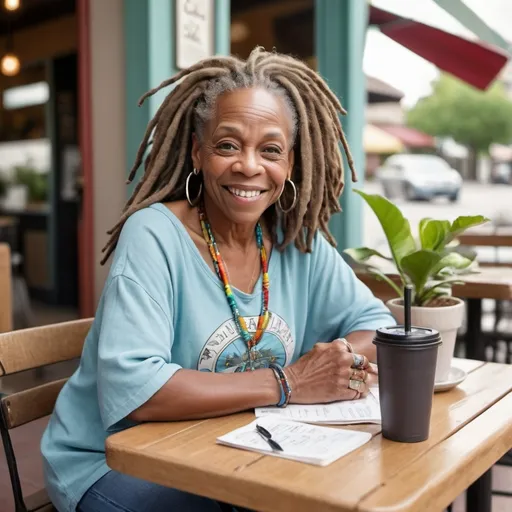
left=0, top=243, right=12, bottom=333
left=0, top=318, right=93, bottom=511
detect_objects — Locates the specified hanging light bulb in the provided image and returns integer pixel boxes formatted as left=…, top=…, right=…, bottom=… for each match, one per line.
left=1, top=53, right=20, bottom=76
left=4, top=0, right=21, bottom=11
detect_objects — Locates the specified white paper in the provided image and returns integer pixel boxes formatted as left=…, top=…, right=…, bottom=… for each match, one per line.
left=216, top=416, right=372, bottom=466
left=255, top=390, right=381, bottom=425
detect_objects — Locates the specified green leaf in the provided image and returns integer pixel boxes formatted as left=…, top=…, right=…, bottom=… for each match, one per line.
left=343, top=247, right=391, bottom=263
left=444, top=215, right=490, bottom=245
left=447, top=244, right=478, bottom=262
left=418, top=279, right=465, bottom=305
left=419, top=219, right=451, bottom=251
left=431, top=252, right=474, bottom=276
left=368, top=269, right=403, bottom=298
left=400, top=250, right=442, bottom=296
left=354, top=190, right=416, bottom=272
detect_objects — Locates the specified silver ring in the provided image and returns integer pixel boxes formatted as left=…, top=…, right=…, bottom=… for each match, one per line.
left=351, top=353, right=366, bottom=369
left=349, top=379, right=363, bottom=391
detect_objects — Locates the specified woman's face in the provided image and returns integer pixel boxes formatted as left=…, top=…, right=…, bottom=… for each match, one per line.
left=191, top=87, right=295, bottom=225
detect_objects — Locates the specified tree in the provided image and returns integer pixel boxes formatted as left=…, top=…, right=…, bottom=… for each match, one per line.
left=407, top=74, right=512, bottom=180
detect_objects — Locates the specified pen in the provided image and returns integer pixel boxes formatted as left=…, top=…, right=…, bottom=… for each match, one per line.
left=256, top=424, right=283, bottom=452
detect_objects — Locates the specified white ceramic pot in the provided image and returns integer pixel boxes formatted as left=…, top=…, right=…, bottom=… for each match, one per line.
left=3, top=184, right=28, bottom=210
left=386, top=297, right=465, bottom=383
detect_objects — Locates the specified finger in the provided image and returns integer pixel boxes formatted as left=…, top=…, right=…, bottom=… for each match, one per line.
left=350, top=369, right=367, bottom=382
left=368, top=362, right=378, bottom=375
left=365, top=373, right=378, bottom=388
left=351, top=353, right=370, bottom=370
left=332, top=338, right=353, bottom=353
left=348, top=378, right=369, bottom=395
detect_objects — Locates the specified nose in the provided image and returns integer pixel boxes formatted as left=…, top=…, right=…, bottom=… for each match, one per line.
left=232, top=148, right=264, bottom=177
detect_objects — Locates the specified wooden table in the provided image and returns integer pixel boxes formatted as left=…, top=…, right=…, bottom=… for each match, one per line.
left=106, top=359, right=512, bottom=512
left=458, top=227, right=512, bottom=249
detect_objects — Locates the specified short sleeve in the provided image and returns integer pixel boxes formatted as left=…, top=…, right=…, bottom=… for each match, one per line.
left=95, top=208, right=183, bottom=431
left=302, top=234, right=396, bottom=354
left=96, top=275, right=181, bottom=430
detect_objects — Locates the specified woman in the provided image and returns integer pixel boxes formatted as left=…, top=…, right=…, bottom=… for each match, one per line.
left=41, top=47, right=394, bottom=512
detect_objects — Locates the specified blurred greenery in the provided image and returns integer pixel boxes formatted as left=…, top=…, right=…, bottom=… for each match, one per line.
left=407, top=74, right=512, bottom=152
left=407, top=74, right=512, bottom=178
left=13, top=164, right=49, bottom=203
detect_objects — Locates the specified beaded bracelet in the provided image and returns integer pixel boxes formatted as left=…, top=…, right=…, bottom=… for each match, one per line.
left=269, top=363, right=292, bottom=407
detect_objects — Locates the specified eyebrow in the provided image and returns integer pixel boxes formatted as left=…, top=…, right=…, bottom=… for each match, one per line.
left=215, top=124, right=286, bottom=141
left=215, top=125, right=243, bottom=137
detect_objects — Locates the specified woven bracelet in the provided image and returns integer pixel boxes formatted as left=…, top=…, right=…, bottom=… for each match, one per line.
left=269, top=363, right=292, bottom=407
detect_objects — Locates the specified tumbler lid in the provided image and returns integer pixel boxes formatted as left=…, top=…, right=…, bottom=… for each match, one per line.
left=375, top=325, right=441, bottom=345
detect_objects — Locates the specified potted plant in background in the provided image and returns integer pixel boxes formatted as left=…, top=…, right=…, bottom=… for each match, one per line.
left=13, top=163, right=49, bottom=206
left=344, top=190, right=490, bottom=384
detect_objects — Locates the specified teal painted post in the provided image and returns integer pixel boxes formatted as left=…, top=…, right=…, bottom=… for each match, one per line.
left=148, top=0, right=176, bottom=117
left=124, top=0, right=150, bottom=195
left=315, top=0, right=368, bottom=251
left=215, top=0, right=231, bottom=55
left=124, top=0, right=231, bottom=196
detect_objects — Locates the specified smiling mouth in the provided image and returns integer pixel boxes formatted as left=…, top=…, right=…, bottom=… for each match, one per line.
left=224, top=186, right=267, bottom=199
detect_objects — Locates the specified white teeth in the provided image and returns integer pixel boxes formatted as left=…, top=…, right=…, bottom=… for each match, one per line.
left=228, top=187, right=262, bottom=198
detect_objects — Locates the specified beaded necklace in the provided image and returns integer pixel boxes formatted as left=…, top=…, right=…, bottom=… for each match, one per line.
left=198, top=202, right=270, bottom=371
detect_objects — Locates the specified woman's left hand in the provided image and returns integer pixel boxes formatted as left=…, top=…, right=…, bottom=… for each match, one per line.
left=284, top=338, right=378, bottom=404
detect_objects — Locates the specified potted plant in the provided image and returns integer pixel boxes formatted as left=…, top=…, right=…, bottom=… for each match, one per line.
left=344, top=189, right=490, bottom=383
left=12, top=163, right=49, bottom=206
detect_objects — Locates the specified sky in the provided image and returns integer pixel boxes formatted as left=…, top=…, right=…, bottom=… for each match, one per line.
left=364, top=0, right=512, bottom=107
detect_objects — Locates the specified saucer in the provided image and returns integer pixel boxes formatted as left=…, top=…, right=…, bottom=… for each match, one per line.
left=434, top=366, right=467, bottom=393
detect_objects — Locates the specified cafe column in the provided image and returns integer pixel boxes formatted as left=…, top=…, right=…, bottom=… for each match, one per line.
left=123, top=0, right=230, bottom=193
left=315, top=0, right=368, bottom=251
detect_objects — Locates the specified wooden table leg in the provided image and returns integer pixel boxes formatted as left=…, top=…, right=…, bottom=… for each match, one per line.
left=464, top=299, right=494, bottom=511
left=466, top=469, right=492, bottom=512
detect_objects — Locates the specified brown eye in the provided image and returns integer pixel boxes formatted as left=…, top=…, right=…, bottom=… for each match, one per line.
left=217, top=142, right=237, bottom=151
left=263, top=146, right=282, bottom=154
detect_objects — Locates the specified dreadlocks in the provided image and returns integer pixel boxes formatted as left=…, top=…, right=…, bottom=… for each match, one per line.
left=101, top=47, right=356, bottom=265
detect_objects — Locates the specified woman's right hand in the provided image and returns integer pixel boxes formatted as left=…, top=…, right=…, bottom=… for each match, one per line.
left=283, top=339, right=377, bottom=404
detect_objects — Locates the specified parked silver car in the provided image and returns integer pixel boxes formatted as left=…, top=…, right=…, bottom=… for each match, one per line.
left=376, top=154, right=462, bottom=202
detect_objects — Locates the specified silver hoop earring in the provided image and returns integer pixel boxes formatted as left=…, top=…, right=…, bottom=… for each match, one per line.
left=186, top=168, right=203, bottom=206
left=278, top=179, right=297, bottom=213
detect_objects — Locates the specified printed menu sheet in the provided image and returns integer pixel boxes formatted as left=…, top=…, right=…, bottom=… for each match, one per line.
left=255, top=389, right=381, bottom=425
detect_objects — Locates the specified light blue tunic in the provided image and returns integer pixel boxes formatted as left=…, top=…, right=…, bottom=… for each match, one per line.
left=41, top=203, right=394, bottom=511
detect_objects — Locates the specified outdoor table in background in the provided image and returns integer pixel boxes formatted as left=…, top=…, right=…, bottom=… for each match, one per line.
left=106, top=359, right=512, bottom=512
left=457, top=227, right=512, bottom=251
left=356, top=266, right=512, bottom=361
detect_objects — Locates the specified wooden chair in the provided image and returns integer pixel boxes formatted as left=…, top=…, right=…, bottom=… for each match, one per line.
left=0, top=243, right=13, bottom=333
left=0, top=318, right=93, bottom=512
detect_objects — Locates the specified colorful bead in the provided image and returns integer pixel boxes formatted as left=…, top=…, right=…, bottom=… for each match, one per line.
left=198, top=202, right=270, bottom=371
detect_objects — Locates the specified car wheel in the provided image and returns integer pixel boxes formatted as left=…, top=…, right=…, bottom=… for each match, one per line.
left=449, top=193, right=459, bottom=203
left=403, top=183, right=416, bottom=201
left=382, top=183, right=393, bottom=198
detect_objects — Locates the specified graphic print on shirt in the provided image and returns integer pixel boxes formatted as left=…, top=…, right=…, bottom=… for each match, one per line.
left=197, top=312, right=294, bottom=373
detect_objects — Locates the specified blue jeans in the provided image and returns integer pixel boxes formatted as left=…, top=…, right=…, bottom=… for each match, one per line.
left=77, top=470, right=236, bottom=512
